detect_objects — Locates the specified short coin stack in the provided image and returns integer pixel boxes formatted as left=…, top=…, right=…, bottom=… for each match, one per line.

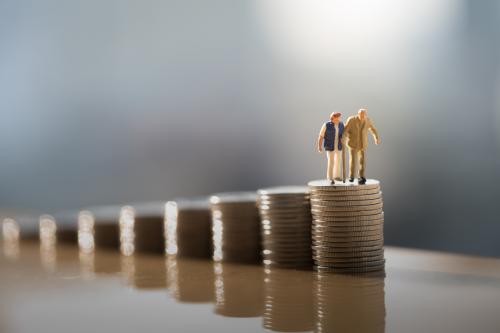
left=210, top=192, right=261, bottom=263
left=308, top=179, right=385, bottom=273
left=119, top=202, right=165, bottom=256
left=257, top=186, right=313, bottom=268
left=165, top=198, right=212, bottom=258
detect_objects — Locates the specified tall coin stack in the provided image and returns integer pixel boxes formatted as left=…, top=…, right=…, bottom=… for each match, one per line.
left=308, top=179, right=385, bottom=273
left=257, top=186, right=313, bottom=268
left=210, top=192, right=261, bottom=263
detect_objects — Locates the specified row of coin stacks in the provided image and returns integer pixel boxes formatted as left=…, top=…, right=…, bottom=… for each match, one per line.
left=1, top=180, right=385, bottom=273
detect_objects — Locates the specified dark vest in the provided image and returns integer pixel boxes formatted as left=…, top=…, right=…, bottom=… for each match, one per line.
left=323, top=121, right=344, bottom=151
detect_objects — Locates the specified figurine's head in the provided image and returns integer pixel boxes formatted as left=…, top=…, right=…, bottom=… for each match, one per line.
left=358, top=108, right=368, bottom=120
left=330, top=112, right=342, bottom=124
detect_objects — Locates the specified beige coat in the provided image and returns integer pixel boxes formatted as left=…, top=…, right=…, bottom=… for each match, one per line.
left=344, top=116, right=379, bottom=150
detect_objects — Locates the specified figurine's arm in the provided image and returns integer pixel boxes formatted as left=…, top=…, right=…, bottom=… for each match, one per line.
left=342, top=119, right=351, bottom=144
left=317, top=124, right=326, bottom=152
left=368, top=119, right=380, bottom=145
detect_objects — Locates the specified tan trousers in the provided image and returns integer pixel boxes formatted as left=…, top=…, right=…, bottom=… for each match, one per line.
left=326, top=150, right=341, bottom=180
left=349, top=148, right=366, bottom=179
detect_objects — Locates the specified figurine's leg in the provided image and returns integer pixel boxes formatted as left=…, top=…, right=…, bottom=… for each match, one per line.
left=359, top=150, right=366, bottom=179
left=333, top=150, right=341, bottom=180
left=326, top=151, right=334, bottom=180
left=349, top=148, right=358, bottom=179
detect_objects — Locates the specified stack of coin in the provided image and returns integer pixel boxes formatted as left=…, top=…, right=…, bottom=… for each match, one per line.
left=165, top=198, right=212, bottom=258
left=119, top=202, right=165, bottom=256
left=210, top=192, right=261, bottom=263
left=314, top=272, right=386, bottom=333
left=308, top=179, right=385, bottom=273
left=263, top=267, right=314, bottom=332
left=2, top=215, right=39, bottom=260
left=257, top=186, right=313, bottom=268
left=2, top=216, right=39, bottom=242
left=38, top=211, right=78, bottom=248
left=78, top=206, right=121, bottom=253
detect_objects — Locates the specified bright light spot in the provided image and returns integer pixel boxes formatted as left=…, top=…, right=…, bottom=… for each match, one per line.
left=2, top=218, right=20, bottom=242
left=39, top=214, right=57, bottom=247
left=78, top=210, right=95, bottom=253
left=256, top=0, right=462, bottom=69
left=2, top=218, right=20, bottom=260
left=165, top=201, right=178, bottom=255
left=39, top=215, right=57, bottom=272
left=119, top=206, right=135, bottom=256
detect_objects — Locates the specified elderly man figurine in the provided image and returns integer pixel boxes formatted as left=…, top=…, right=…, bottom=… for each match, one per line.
left=343, top=108, right=380, bottom=185
left=318, top=112, right=344, bottom=184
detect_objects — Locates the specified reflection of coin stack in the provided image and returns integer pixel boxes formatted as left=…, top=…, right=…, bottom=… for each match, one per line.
left=2, top=218, right=21, bottom=260
left=119, top=202, right=165, bottom=256
left=121, top=254, right=167, bottom=289
left=257, top=186, right=312, bottom=268
left=79, top=248, right=122, bottom=277
left=210, top=192, right=261, bottom=263
left=263, top=267, right=314, bottom=332
left=166, top=256, right=215, bottom=303
left=214, top=262, right=264, bottom=317
left=39, top=215, right=57, bottom=272
left=165, top=198, right=212, bottom=258
left=308, top=179, right=385, bottom=273
left=78, top=206, right=121, bottom=253
left=314, top=272, right=386, bottom=333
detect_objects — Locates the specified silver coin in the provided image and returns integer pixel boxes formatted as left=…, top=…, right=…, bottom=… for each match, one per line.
left=310, top=192, right=382, bottom=201
left=312, top=208, right=383, bottom=217
left=310, top=198, right=383, bottom=207
left=311, top=202, right=383, bottom=212
left=308, top=179, right=380, bottom=190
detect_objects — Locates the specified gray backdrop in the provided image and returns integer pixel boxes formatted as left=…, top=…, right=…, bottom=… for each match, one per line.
left=0, top=0, right=499, bottom=256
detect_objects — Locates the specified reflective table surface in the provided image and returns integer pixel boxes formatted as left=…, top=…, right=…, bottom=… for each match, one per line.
left=1, top=241, right=500, bottom=333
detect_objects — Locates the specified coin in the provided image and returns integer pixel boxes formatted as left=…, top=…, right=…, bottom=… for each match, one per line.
left=312, top=224, right=383, bottom=232
left=310, top=198, right=383, bottom=206
left=311, top=192, right=382, bottom=201
left=308, top=179, right=380, bottom=190
left=313, top=237, right=384, bottom=246
left=310, top=189, right=381, bottom=198
left=312, top=243, right=383, bottom=252
left=312, top=208, right=383, bottom=218
left=311, top=202, right=383, bottom=212
left=312, top=239, right=384, bottom=249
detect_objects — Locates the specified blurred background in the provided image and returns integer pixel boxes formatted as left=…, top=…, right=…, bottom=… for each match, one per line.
left=0, top=0, right=498, bottom=256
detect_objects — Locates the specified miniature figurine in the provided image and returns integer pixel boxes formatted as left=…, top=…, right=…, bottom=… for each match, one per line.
left=317, top=112, right=344, bottom=184
left=343, top=108, right=380, bottom=185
